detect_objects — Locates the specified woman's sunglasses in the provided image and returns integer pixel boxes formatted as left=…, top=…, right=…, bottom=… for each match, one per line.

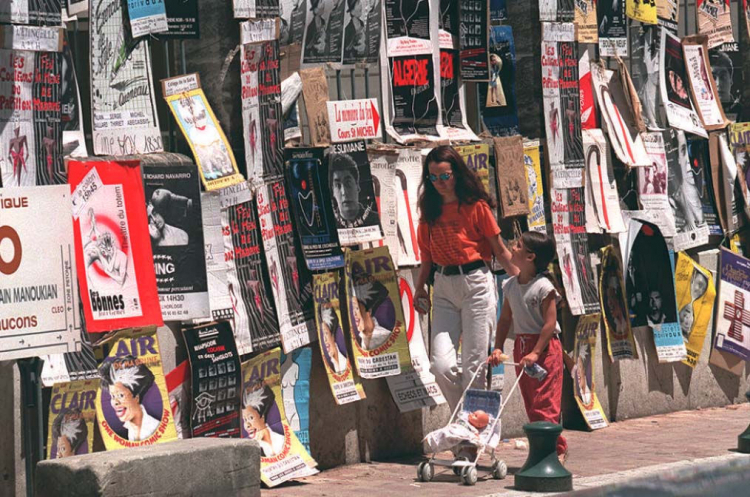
left=428, top=172, right=453, bottom=183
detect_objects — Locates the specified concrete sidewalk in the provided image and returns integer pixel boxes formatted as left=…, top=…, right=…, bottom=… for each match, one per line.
left=266, top=404, right=750, bottom=496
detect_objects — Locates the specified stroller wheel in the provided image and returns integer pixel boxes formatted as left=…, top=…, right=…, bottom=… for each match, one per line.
left=492, top=460, right=508, bottom=480
left=417, top=462, right=434, bottom=482
left=461, top=466, right=477, bottom=486
left=452, top=457, right=467, bottom=475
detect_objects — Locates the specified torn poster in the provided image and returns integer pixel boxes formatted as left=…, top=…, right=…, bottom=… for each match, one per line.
left=639, top=131, right=677, bottom=236
left=579, top=49, right=598, bottom=130
left=234, top=0, right=279, bottom=19
left=240, top=348, right=319, bottom=486
left=301, top=0, right=344, bottom=64
left=366, top=147, right=400, bottom=264
left=709, top=42, right=743, bottom=121
left=458, top=0, right=490, bottom=81
left=219, top=183, right=281, bottom=355
left=696, top=0, right=734, bottom=49
left=344, top=247, right=412, bottom=378
left=240, top=20, right=284, bottom=185
left=342, top=0, right=381, bottom=64
left=625, top=219, right=685, bottom=362
left=674, top=252, right=715, bottom=368
left=163, top=74, right=244, bottom=191
left=0, top=47, right=64, bottom=187
left=551, top=178, right=601, bottom=315
left=493, top=136, right=529, bottom=218
left=280, top=346, right=313, bottom=452
left=0, top=186, right=81, bottom=361
left=574, top=0, right=598, bottom=43
left=480, top=25, right=519, bottom=137
left=439, top=48, right=479, bottom=142
left=665, top=129, right=710, bottom=250
left=328, top=140, right=383, bottom=245
left=626, top=0, right=656, bottom=24
left=285, top=147, right=345, bottom=270
left=599, top=244, right=637, bottom=361
left=542, top=23, right=584, bottom=170
left=583, top=129, right=626, bottom=233
left=90, top=0, right=163, bottom=156
left=657, top=0, right=679, bottom=32
left=714, top=248, right=750, bottom=361
left=539, top=0, right=574, bottom=22
left=660, top=30, right=707, bottom=138
left=47, top=380, right=97, bottom=459
left=199, top=192, right=234, bottom=323
left=69, top=160, right=163, bottom=334
left=61, top=32, right=87, bottom=158
left=299, top=67, right=332, bottom=147
left=256, top=179, right=316, bottom=353
left=0, top=0, right=61, bottom=25
left=630, top=25, right=665, bottom=131
left=142, top=163, right=209, bottom=322
left=682, top=35, right=728, bottom=131
left=395, top=148, right=422, bottom=266
left=182, top=321, right=241, bottom=438
left=597, top=0, right=627, bottom=57
left=126, top=0, right=168, bottom=38
left=313, top=271, right=367, bottom=404
left=386, top=270, right=446, bottom=411
left=524, top=140, right=547, bottom=233
left=590, top=60, right=651, bottom=167
left=96, top=329, right=178, bottom=450
left=573, top=314, right=608, bottom=430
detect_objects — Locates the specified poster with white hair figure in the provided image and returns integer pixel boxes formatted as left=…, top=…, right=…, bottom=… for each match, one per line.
left=241, top=348, right=318, bottom=487
left=47, top=380, right=97, bottom=459
left=572, top=314, right=608, bottom=430
left=96, top=329, right=177, bottom=450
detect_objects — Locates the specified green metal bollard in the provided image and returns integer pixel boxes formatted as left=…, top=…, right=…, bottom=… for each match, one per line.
left=737, top=391, right=750, bottom=453
left=514, top=421, right=572, bottom=492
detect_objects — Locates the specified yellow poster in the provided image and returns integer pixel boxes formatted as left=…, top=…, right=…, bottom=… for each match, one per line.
left=627, top=0, right=658, bottom=24
left=455, top=144, right=491, bottom=195
left=313, top=271, right=366, bottom=404
left=573, top=314, right=609, bottom=430
left=675, top=252, right=716, bottom=368
left=599, top=245, right=638, bottom=361
left=575, top=0, right=598, bottom=43
left=96, top=329, right=178, bottom=450
left=241, top=348, right=318, bottom=487
left=344, top=247, right=412, bottom=379
left=162, top=73, right=245, bottom=191
left=47, top=380, right=98, bottom=459
left=523, top=140, right=546, bottom=233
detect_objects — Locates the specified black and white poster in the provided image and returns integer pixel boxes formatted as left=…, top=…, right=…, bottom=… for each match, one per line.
left=61, top=32, right=87, bottom=158
left=597, top=0, right=627, bottom=57
left=234, top=0, right=279, bottom=18
left=143, top=164, right=210, bottom=321
left=630, top=25, right=665, bottom=131
left=285, top=147, right=346, bottom=270
left=328, top=140, right=383, bottom=245
left=458, top=0, right=489, bottom=81
left=688, top=135, right=722, bottom=237
left=539, top=0, right=574, bottom=22
left=342, top=0, right=381, bottom=64
left=183, top=322, right=241, bottom=438
left=708, top=42, right=743, bottom=122
left=257, top=179, right=316, bottom=353
left=280, top=0, right=307, bottom=46
left=220, top=184, right=282, bottom=356
left=302, top=0, right=346, bottom=64
left=157, top=0, right=200, bottom=39
left=660, top=29, right=707, bottom=138
left=384, top=0, right=431, bottom=56
left=0, top=0, right=62, bottom=25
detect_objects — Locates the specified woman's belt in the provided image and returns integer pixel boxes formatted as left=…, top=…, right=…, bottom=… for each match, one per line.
left=433, top=260, right=486, bottom=276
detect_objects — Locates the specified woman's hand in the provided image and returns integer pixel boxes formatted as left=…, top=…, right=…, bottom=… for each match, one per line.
left=520, top=352, right=539, bottom=367
left=487, top=348, right=508, bottom=367
left=414, top=287, right=431, bottom=315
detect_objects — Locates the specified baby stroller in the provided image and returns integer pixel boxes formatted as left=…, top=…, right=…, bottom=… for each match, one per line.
left=417, top=362, right=525, bottom=486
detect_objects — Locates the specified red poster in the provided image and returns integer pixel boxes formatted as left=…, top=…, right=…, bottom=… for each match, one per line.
left=68, top=160, right=163, bottom=333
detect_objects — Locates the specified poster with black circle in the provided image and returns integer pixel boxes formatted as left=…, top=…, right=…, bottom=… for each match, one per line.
left=142, top=163, right=209, bottom=322
left=183, top=321, right=242, bottom=438
left=285, top=148, right=345, bottom=270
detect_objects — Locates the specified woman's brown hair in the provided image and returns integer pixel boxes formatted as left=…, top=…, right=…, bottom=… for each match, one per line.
left=417, top=145, right=495, bottom=224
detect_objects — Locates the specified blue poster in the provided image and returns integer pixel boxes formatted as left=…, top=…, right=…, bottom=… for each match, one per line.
left=490, top=0, right=507, bottom=21
left=128, top=0, right=169, bottom=37
left=280, top=346, right=313, bottom=453
left=480, top=26, right=519, bottom=137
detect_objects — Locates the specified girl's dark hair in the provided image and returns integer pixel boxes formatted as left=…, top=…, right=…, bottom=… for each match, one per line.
left=521, top=231, right=565, bottom=307
left=418, top=146, right=496, bottom=224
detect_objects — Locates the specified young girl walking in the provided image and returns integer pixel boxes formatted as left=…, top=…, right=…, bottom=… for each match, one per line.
left=414, top=145, right=517, bottom=411
left=489, top=231, right=567, bottom=460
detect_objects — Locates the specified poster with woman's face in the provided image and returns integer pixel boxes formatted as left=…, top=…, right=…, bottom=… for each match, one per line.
left=313, top=272, right=366, bottom=405
left=572, top=314, right=608, bottom=430
left=674, top=252, right=716, bottom=368
left=47, top=380, right=97, bottom=459
left=96, top=330, right=177, bottom=450
left=599, top=245, right=638, bottom=361
left=241, top=348, right=318, bottom=486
